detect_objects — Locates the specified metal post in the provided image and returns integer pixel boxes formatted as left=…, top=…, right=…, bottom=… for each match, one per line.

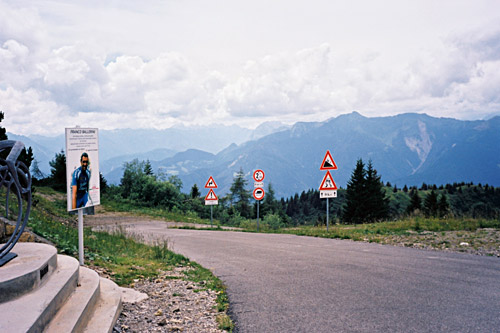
left=210, top=205, right=213, bottom=228
left=326, top=197, right=329, bottom=232
left=78, top=209, right=84, bottom=265
left=257, top=200, right=260, bottom=232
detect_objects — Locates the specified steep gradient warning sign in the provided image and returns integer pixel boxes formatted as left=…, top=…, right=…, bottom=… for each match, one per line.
left=320, top=150, right=338, bottom=170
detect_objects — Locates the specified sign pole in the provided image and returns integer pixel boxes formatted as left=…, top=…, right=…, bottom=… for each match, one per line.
left=210, top=205, right=213, bottom=228
left=326, top=197, right=329, bottom=232
left=252, top=169, right=265, bottom=233
left=257, top=200, right=260, bottom=232
left=78, top=209, right=84, bottom=266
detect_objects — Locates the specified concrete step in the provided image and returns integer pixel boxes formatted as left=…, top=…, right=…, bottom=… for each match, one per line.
left=0, top=242, right=58, bottom=302
left=83, top=277, right=123, bottom=333
left=0, top=254, right=79, bottom=333
left=44, top=266, right=101, bottom=333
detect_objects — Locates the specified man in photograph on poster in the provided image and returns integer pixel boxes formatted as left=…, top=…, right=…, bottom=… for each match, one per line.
left=71, top=152, right=91, bottom=209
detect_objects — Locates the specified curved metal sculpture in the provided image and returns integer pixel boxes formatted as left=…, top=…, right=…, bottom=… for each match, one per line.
left=0, top=140, right=32, bottom=266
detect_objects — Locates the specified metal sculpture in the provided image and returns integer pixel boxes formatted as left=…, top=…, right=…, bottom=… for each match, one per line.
left=0, top=140, right=32, bottom=266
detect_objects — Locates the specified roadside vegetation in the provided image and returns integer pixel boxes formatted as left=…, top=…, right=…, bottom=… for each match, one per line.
left=1, top=185, right=233, bottom=331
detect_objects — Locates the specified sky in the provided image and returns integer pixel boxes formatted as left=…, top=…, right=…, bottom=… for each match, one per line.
left=1, top=0, right=500, bottom=137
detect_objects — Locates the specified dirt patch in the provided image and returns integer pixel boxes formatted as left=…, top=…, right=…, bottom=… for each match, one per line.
left=375, top=228, right=500, bottom=257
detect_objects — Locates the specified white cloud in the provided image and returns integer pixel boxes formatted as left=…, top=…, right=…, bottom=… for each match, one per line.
left=1, top=1, right=500, bottom=136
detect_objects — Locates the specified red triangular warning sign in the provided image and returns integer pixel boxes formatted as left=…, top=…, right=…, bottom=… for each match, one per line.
left=204, top=176, right=218, bottom=189
left=205, top=189, right=218, bottom=200
left=320, top=150, right=338, bottom=170
left=319, top=171, right=338, bottom=190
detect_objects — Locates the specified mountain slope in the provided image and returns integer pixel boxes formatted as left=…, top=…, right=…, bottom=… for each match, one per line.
left=148, top=112, right=500, bottom=198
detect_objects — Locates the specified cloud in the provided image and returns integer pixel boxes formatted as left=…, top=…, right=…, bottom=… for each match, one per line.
left=2, top=1, right=500, bottom=136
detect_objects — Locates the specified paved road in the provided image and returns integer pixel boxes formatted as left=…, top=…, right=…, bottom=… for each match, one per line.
left=112, top=222, right=500, bottom=332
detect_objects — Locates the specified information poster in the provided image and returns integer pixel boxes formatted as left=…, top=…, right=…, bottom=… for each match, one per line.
left=65, top=128, right=100, bottom=211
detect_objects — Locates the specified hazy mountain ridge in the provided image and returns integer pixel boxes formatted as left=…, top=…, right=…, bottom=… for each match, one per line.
left=8, top=122, right=287, bottom=175
left=8, top=113, right=500, bottom=198
left=134, top=112, right=500, bottom=198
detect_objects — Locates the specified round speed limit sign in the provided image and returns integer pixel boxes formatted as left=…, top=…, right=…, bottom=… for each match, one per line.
left=253, top=169, right=265, bottom=182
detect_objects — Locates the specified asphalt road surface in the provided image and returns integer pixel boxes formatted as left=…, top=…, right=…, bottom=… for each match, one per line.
left=116, top=222, right=500, bottom=332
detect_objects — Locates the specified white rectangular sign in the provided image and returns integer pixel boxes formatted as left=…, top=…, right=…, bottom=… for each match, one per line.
left=205, top=200, right=218, bottom=206
left=320, top=190, right=337, bottom=198
left=254, top=181, right=264, bottom=188
left=65, top=128, right=100, bottom=211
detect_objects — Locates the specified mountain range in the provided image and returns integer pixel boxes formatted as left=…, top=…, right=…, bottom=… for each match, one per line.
left=8, top=112, right=500, bottom=198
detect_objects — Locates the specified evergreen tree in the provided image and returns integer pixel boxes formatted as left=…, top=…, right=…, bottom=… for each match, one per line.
left=438, top=194, right=449, bottom=218
left=342, top=159, right=367, bottom=223
left=261, top=182, right=278, bottom=216
left=406, top=189, right=422, bottom=215
left=190, top=184, right=201, bottom=198
left=100, top=172, right=108, bottom=194
left=18, top=146, right=34, bottom=169
left=49, top=150, right=67, bottom=190
left=423, top=190, right=439, bottom=217
left=364, top=160, right=389, bottom=222
left=342, top=159, right=389, bottom=223
left=229, top=168, right=252, bottom=218
left=144, top=159, right=153, bottom=176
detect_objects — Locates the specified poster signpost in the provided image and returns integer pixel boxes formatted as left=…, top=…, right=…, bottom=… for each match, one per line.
left=65, top=127, right=100, bottom=265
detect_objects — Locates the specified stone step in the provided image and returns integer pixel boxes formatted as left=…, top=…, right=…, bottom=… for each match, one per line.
left=83, top=277, right=123, bottom=333
left=0, top=254, right=79, bottom=333
left=44, top=266, right=101, bottom=333
left=0, top=242, right=58, bottom=302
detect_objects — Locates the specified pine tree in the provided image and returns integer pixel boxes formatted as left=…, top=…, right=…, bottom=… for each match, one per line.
left=342, top=159, right=367, bottom=224
left=342, top=159, right=389, bottom=223
left=49, top=150, right=67, bottom=190
left=364, top=160, right=389, bottom=222
left=406, top=189, right=422, bottom=215
left=190, top=184, right=201, bottom=198
left=261, top=182, right=278, bottom=216
left=229, top=168, right=252, bottom=218
left=423, top=190, right=439, bottom=217
left=144, top=159, right=154, bottom=176
left=438, top=194, right=449, bottom=218
left=100, top=172, right=108, bottom=194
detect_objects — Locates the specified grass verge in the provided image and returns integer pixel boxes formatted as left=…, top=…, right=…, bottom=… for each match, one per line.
left=14, top=187, right=233, bottom=331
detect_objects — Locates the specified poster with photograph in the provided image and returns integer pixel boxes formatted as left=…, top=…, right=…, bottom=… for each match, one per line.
left=65, top=128, right=100, bottom=211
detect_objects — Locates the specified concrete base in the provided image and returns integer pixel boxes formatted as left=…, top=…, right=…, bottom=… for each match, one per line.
left=0, top=242, right=122, bottom=332
left=0, top=252, right=17, bottom=267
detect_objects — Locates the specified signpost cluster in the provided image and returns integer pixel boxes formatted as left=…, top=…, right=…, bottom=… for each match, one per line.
left=204, top=176, right=218, bottom=227
left=253, top=169, right=265, bottom=232
left=319, top=150, right=338, bottom=231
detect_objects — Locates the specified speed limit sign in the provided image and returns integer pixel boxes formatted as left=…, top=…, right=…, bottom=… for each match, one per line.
left=253, top=169, right=265, bottom=182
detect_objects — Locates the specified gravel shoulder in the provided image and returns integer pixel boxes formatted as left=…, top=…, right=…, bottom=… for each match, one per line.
left=369, top=228, right=500, bottom=257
